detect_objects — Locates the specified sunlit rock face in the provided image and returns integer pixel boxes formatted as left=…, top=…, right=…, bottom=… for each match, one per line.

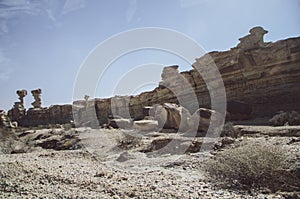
left=7, top=28, right=300, bottom=127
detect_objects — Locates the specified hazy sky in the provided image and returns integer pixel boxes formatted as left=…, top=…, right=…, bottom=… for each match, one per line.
left=0, top=0, right=299, bottom=111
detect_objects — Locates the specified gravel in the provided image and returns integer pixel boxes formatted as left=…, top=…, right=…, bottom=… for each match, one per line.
left=0, top=127, right=299, bottom=198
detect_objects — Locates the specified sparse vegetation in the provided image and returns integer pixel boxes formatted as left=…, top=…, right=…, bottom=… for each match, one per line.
left=269, top=111, right=300, bottom=126
left=220, top=122, right=239, bottom=138
left=204, top=140, right=296, bottom=192
left=62, top=123, right=72, bottom=131
left=0, top=128, right=18, bottom=154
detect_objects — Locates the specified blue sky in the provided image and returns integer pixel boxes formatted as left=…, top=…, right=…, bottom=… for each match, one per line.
left=0, top=0, right=299, bottom=111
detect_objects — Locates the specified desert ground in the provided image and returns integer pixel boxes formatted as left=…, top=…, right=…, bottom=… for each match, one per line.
left=0, top=124, right=299, bottom=199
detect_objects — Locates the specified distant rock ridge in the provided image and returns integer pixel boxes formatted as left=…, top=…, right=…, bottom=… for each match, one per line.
left=6, top=27, right=300, bottom=127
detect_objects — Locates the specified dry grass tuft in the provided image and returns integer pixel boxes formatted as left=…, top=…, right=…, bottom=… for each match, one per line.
left=269, top=111, right=300, bottom=126
left=204, top=140, right=297, bottom=192
left=220, top=122, right=239, bottom=138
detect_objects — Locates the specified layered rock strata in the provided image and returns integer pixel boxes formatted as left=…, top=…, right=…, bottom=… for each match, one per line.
left=7, top=28, right=300, bottom=127
left=75, top=31, right=300, bottom=126
left=10, top=105, right=73, bottom=127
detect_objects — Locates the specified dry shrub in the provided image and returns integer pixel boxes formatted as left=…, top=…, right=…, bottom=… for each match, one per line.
left=270, top=111, right=300, bottom=126
left=0, top=128, right=16, bottom=154
left=205, top=140, right=295, bottom=192
left=220, top=122, right=239, bottom=138
left=62, top=123, right=73, bottom=131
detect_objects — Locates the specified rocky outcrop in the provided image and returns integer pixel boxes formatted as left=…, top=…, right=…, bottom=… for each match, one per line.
left=0, top=110, right=17, bottom=128
left=8, top=90, right=27, bottom=123
left=16, top=90, right=27, bottom=105
left=34, top=129, right=81, bottom=150
left=0, top=110, right=9, bottom=127
left=0, top=128, right=81, bottom=154
left=48, top=105, right=73, bottom=124
left=6, top=89, right=71, bottom=127
left=6, top=27, right=300, bottom=127
left=189, top=108, right=222, bottom=136
left=237, top=26, right=268, bottom=50
left=31, top=89, right=42, bottom=108
left=75, top=27, right=300, bottom=126
left=10, top=105, right=73, bottom=127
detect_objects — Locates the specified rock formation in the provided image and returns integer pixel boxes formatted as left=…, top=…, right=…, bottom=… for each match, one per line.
left=108, top=118, right=132, bottom=129
left=0, top=110, right=17, bottom=128
left=153, top=103, right=191, bottom=131
left=19, top=105, right=73, bottom=127
left=237, top=26, right=268, bottom=50
left=0, top=128, right=81, bottom=153
left=0, top=110, right=9, bottom=127
left=189, top=108, right=222, bottom=136
left=84, top=95, right=90, bottom=108
left=16, top=89, right=27, bottom=106
left=31, top=89, right=42, bottom=108
left=5, top=27, right=300, bottom=128
left=8, top=90, right=27, bottom=123
left=83, top=29, right=300, bottom=126
left=8, top=102, right=73, bottom=127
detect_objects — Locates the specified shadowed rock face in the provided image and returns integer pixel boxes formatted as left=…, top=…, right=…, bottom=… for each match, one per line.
left=7, top=28, right=300, bottom=127
left=10, top=105, right=73, bottom=127
left=226, top=101, right=252, bottom=120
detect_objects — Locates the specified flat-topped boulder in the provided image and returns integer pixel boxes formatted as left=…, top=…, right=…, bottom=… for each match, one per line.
left=133, top=120, right=158, bottom=131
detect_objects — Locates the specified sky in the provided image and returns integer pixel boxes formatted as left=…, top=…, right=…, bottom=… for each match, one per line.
left=0, top=0, right=299, bottom=111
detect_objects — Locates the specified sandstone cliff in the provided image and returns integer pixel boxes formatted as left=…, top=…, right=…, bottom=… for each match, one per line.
left=76, top=34, right=300, bottom=126
left=8, top=28, right=300, bottom=127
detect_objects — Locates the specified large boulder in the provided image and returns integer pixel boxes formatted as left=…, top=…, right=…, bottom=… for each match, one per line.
left=10, top=140, right=29, bottom=154
left=153, top=103, right=191, bottom=131
left=108, top=118, right=132, bottom=129
left=190, top=108, right=223, bottom=136
left=133, top=120, right=158, bottom=131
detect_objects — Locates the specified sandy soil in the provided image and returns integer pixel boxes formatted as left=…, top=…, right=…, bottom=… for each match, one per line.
left=0, top=127, right=299, bottom=198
